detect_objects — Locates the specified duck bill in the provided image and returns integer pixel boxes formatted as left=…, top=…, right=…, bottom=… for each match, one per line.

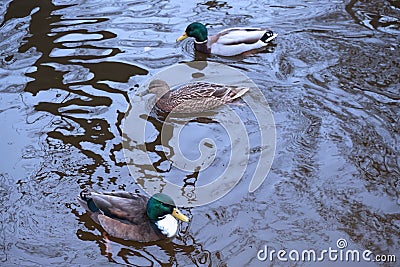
left=172, top=208, right=189, bottom=222
left=176, top=33, right=188, bottom=42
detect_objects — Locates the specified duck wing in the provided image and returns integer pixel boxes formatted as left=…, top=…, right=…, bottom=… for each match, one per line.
left=214, top=28, right=269, bottom=45
left=161, top=82, right=247, bottom=112
left=97, top=213, right=162, bottom=242
left=208, top=28, right=277, bottom=56
left=172, top=82, right=230, bottom=99
left=90, top=191, right=149, bottom=225
left=156, top=82, right=225, bottom=113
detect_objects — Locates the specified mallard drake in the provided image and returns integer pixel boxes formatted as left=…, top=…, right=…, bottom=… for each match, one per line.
left=176, top=22, right=277, bottom=56
left=77, top=190, right=189, bottom=242
left=149, top=79, right=249, bottom=113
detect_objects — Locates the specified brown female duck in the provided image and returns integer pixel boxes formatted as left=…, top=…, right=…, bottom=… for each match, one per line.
left=149, top=79, right=249, bottom=113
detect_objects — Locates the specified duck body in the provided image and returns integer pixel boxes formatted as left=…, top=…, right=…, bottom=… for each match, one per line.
left=149, top=79, right=249, bottom=113
left=77, top=190, right=189, bottom=242
left=177, top=22, right=277, bottom=56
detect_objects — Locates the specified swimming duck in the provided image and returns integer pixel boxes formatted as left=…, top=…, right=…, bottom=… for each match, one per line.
left=176, top=22, right=277, bottom=56
left=149, top=79, right=249, bottom=113
left=77, top=190, right=189, bottom=242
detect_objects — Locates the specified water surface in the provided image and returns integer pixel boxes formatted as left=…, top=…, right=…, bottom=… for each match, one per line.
left=0, top=0, right=399, bottom=266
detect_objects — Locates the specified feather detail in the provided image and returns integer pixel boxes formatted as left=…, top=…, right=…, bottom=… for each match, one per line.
left=155, top=215, right=178, bottom=237
left=230, top=87, right=249, bottom=100
left=149, top=80, right=249, bottom=113
left=97, top=215, right=163, bottom=242
left=215, top=28, right=267, bottom=45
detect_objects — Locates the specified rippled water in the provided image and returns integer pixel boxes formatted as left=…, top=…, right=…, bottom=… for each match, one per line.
left=0, top=0, right=399, bottom=266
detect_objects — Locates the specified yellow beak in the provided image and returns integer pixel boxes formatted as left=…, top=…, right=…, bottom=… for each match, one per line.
left=176, top=32, right=188, bottom=42
left=172, top=208, right=189, bottom=222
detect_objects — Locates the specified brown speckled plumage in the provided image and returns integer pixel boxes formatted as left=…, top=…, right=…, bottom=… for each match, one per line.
left=149, top=80, right=249, bottom=113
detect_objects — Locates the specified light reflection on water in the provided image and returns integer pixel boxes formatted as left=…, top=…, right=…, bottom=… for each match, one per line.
left=0, top=0, right=399, bottom=266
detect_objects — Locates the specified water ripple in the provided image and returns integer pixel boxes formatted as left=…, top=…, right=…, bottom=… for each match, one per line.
left=1, top=0, right=399, bottom=265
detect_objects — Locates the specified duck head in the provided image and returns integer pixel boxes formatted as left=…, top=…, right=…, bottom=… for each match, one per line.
left=146, top=193, right=189, bottom=223
left=177, top=22, right=208, bottom=43
left=148, top=79, right=170, bottom=97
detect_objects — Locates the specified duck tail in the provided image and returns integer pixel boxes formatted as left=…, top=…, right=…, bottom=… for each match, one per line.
left=260, top=30, right=277, bottom=43
left=231, top=87, right=249, bottom=100
left=78, top=189, right=99, bottom=212
left=79, top=189, right=91, bottom=201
